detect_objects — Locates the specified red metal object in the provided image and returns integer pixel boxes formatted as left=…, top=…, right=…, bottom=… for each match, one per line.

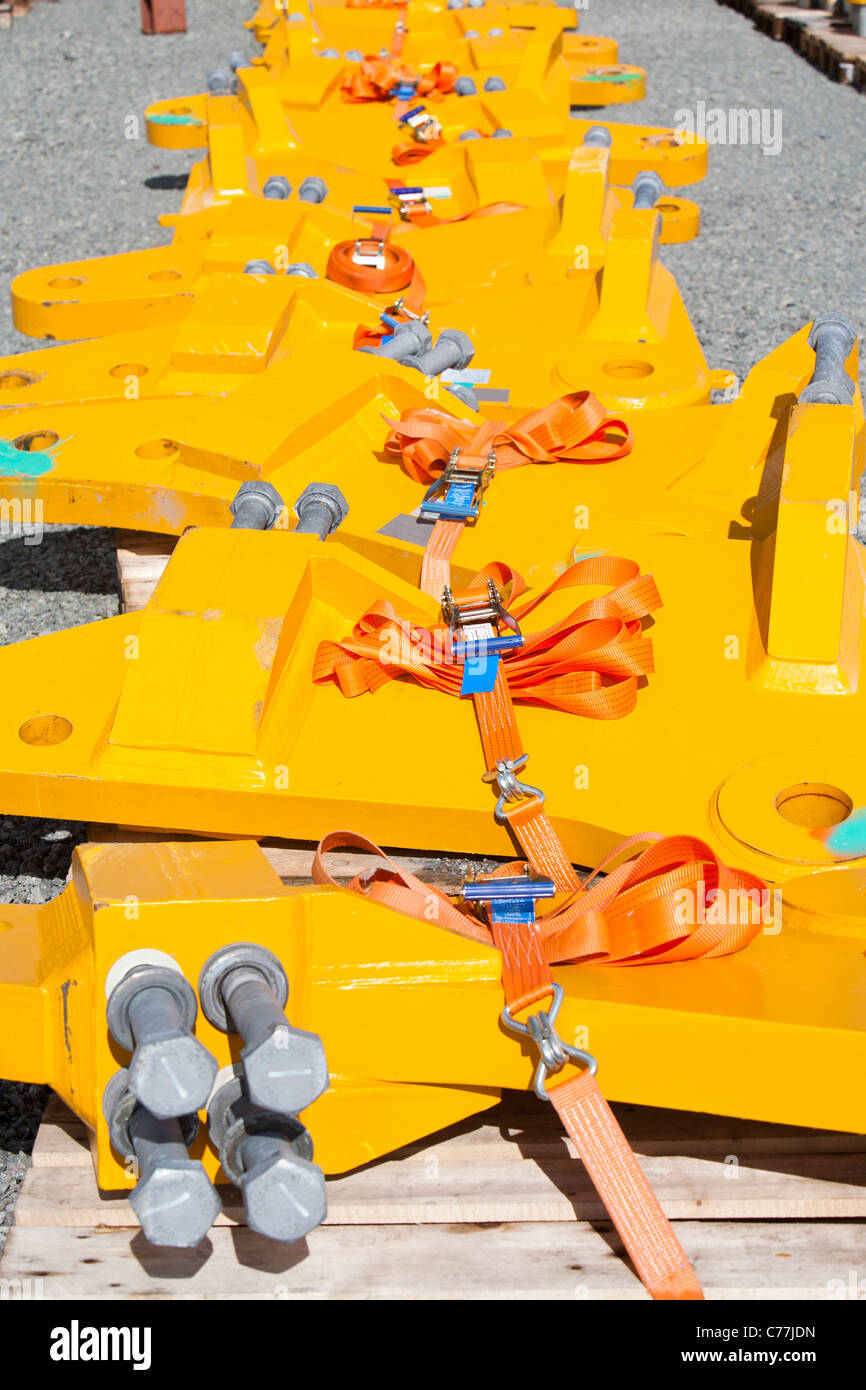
left=141, top=0, right=186, bottom=35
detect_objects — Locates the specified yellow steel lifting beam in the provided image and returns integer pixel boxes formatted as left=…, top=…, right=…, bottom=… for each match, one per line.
left=0, top=323, right=837, bottom=541
left=241, top=5, right=646, bottom=109
left=0, top=837, right=865, bottom=1200
left=0, top=395, right=862, bottom=894
left=12, top=142, right=700, bottom=342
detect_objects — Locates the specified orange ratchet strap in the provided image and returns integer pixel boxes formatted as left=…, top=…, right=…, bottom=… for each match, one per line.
left=341, top=57, right=458, bottom=103
left=384, top=395, right=633, bottom=598
left=314, top=548, right=765, bottom=1298
left=386, top=178, right=526, bottom=227
left=315, top=553, right=660, bottom=882
left=326, top=225, right=418, bottom=297
left=312, top=822, right=763, bottom=1298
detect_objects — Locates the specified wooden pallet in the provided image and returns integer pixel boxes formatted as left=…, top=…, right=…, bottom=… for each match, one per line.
left=717, top=0, right=866, bottom=85
left=1, top=1092, right=865, bottom=1298
left=799, top=21, right=866, bottom=80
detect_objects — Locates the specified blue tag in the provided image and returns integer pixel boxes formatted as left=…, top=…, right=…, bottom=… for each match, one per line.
left=488, top=900, right=536, bottom=925
left=460, top=650, right=500, bottom=695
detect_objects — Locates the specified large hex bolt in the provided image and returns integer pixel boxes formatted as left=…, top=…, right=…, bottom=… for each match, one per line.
left=357, top=317, right=433, bottom=363
left=229, top=50, right=249, bottom=72
left=208, top=1070, right=327, bottom=1244
left=483, top=75, right=506, bottom=91
left=298, top=176, right=328, bottom=204
left=492, top=128, right=513, bottom=139
left=285, top=262, right=318, bottom=278
left=458, top=130, right=482, bottom=141
left=405, top=327, right=475, bottom=377
left=345, top=49, right=363, bottom=61
left=454, top=75, right=477, bottom=95
left=292, top=483, right=349, bottom=539
left=488, top=27, right=504, bottom=36
left=464, top=29, right=480, bottom=38
left=244, top=259, right=276, bottom=275
left=447, top=0, right=464, bottom=8
left=106, top=955, right=218, bottom=1120
left=320, top=47, right=340, bottom=59
left=583, top=125, right=613, bottom=148
left=200, top=944, right=329, bottom=1113
left=262, top=175, right=292, bottom=200
left=467, top=0, right=484, bottom=8
left=800, top=314, right=858, bottom=405
left=230, top=480, right=285, bottom=530
left=207, top=68, right=237, bottom=95
left=104, top=1071, right=220, bottom=1248
left=632, top=170, right=664, bottom=210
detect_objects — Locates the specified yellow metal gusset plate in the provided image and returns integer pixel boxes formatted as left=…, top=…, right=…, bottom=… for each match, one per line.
left=1, top=838, right=865, bottom=1192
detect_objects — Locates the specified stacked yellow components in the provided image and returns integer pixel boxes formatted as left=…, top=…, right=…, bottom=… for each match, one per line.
left=0, top=0, right=864, bottom=1298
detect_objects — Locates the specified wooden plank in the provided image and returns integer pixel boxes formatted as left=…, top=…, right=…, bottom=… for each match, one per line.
left=33, top=1091, right=866, bottom=1166
left=114, top=529, right=176, bottom=613
left=18, top=1096, right=866, bottom=1228
left=2, top=1220, right=864, bottom=1300
left=87, top=824, right=508, bottom=893
left=0, top=4, right=14, bottom=31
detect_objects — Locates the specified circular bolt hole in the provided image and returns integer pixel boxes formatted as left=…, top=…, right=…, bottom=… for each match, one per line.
left=146, top=270, right=183, bottom=283
left=0, top=372, right=33, bottom=390
left=13, top=430, right=59, bottom=453
left=169, top=106, right=192, bottom=116
left=109, top=363, right=149, bottom=380
left=47, top=277, right=84, bottom=290
left=775, top=782, right=853, bottom=830
left=134, top=439, right=179, bottom=460
left=0, top=922, right=11, bottom=935
left=18, top=715, right=73, bottom=747
left=602, top=359, right=654, bottom=380
left=656, top=201, right=680, bottom=214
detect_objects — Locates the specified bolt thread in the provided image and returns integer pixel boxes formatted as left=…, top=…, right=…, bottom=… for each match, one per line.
left=127, top=986, right=185, bottom=1047
left=221, top=967, right=287, bottom=1047
left=129, top=1107, right=188, bottom=1176
left=230, top=496, right=275, bottom=530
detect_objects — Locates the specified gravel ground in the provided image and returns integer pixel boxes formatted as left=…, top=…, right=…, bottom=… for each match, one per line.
left=0, top=0, right=864, bottom=1249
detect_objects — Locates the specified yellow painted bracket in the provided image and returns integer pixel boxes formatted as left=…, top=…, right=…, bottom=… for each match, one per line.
left=1, top=838, right=865, bottom=1198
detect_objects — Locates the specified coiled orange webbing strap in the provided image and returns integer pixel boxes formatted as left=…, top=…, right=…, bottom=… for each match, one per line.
left=326, top=238, right=417, bottom=295
left=383, top=396, right=634, bottom=598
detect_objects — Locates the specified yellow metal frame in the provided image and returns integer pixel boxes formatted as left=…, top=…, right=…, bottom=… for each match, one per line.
left=12, top=143, right=700, bottom=341
left=0, top=367, right=862, bottom=892
left=0, top=838, right=864, bottom=1195
left=245, top=5, right=646, bottom=108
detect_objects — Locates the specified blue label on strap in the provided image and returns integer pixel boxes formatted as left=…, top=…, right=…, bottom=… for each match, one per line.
left=460, top=650, right=500, bottom=695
